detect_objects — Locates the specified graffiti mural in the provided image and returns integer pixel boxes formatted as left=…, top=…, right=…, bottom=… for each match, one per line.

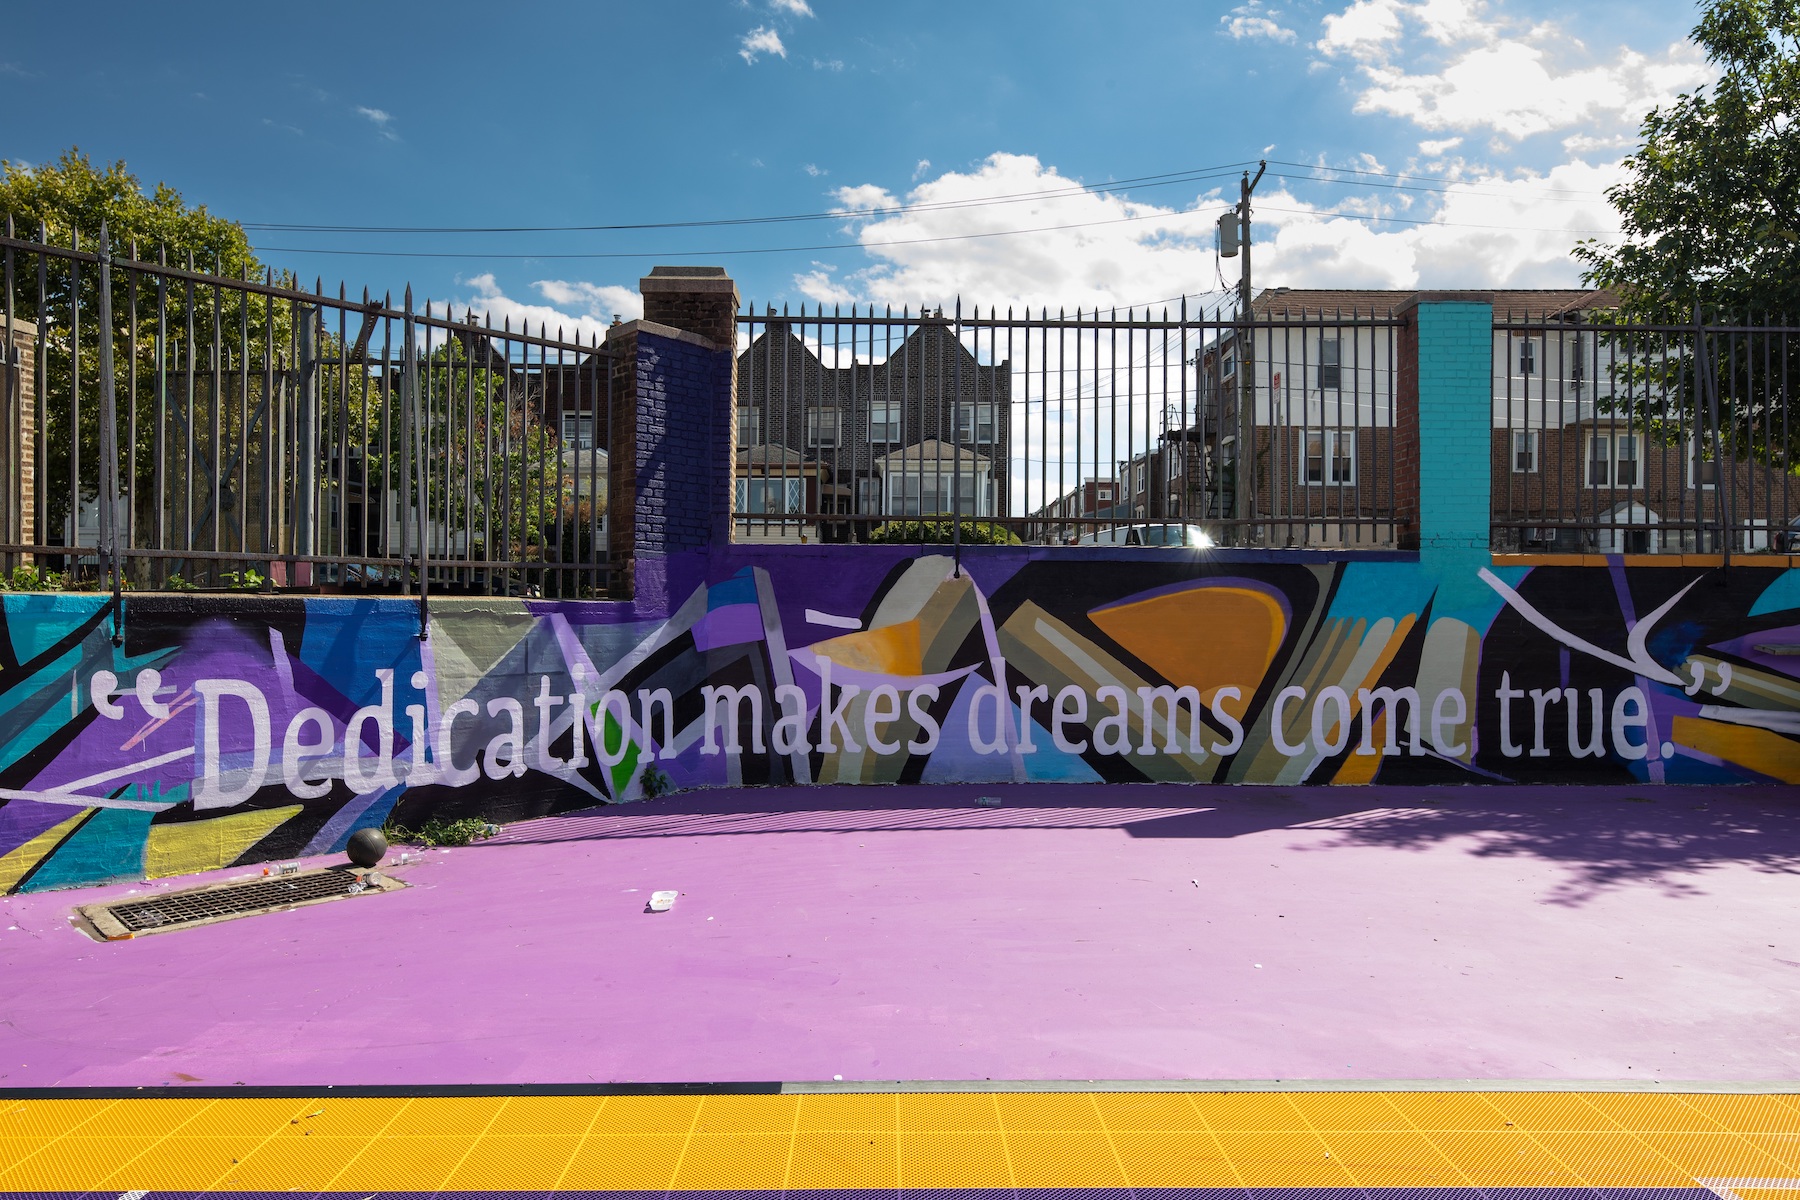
left=2, top=550, right=1798, bottom=892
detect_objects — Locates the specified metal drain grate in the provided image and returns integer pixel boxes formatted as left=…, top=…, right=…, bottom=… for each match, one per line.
left=81, top=867, right=403, bottom=940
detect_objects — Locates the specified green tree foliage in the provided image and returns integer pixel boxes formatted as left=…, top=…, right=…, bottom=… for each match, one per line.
left=1575, top=0, right=1800, bottom=469
left=1, top=148, right=259, bottom=271
left=0, top=149, right=288, bottom=552
left=1576, top=1, right=1799, bottom=319
left=0, top=151, right=589, bottom=592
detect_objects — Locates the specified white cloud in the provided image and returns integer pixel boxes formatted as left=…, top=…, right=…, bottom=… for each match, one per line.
left=816, top=153, right=1227, bottom=312
left=1222, top=1, right=1296, bottom=42
left=739, top=26, right=786, bottom=63
left=1356, top=40, right=1709, bottom=137
left=1561, top=131, right=1634, bottom=155
left=1418, top=136, right=1462, bottom=156
left=912, top=159, right=931, bottom=180
left=812, top=57, right=844, bottom=70
left=354, top=105, right=399, bottom=141
left=832, top=183, right=900, bottom=212
left=1224, top=15, right=1297, bottom=42
left=1318, top=0, right=1404, bottom=58
left=1253, top=158, right=1628, bottom=289
left=1315, top=0, right=1709, bottom=139
left=770, top=0, right=813, bottom=14
left=807, top=152, right=1624, bottom=315
left=793, top=263, right=855, bottom=305
left=804, top=163, right=827, bottom=177
left=454, top=274, right=641, bottom=343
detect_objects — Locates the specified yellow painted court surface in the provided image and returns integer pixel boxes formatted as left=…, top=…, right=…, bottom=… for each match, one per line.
left=0, top=1090, right=1797, bottom=1194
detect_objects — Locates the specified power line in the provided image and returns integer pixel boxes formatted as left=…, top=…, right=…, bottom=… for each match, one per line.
left=1265, top=158, right=1609, bottom=201
left=240, top=157, right=1612, bottom=250
left=242, top=161, right=1260, bottom=235
left=255, top=199, right=1614, bottom=263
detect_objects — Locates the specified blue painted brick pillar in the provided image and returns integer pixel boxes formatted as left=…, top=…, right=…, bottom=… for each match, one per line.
left=1396, top=291, right=1497, bottom=611
left=606, top=267, right=739, bottom=610
left=1396, top=293, right=1492, bottom=588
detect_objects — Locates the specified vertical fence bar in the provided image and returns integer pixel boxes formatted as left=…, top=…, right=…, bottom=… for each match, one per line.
left=68, top=229, right=81, bottom=568
left=96, top=225, right=121, bottom=635
left=2, top=216, right=13, bottom=577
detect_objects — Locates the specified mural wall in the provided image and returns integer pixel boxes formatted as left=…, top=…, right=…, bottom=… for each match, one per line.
left=3, top=549, right=1798, bottom=893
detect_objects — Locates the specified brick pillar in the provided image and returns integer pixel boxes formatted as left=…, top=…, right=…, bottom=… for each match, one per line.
left=1394, top=317, right=1420, bottom=551
left=2, top=317, right=37, bottom=568
left=1397, top=294, right=1494, bottom=551
left=1398, top=293, right=1494, bottom=607
left=605, top=268, right=739, bottom=609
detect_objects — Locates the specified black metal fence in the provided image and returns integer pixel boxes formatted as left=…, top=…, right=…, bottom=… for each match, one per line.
left=733, top=303, right=1405, bottom=549
left=1493, top=315, right=1799, bottom=555
left=0, top=222, right=614, bottom=604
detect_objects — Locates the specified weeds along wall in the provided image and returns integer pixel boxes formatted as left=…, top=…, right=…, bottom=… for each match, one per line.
left=2, top=549, right=1798, bottom=893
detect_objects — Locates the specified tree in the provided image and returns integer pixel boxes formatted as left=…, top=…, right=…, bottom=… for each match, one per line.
left=1574, top=0, right=1800, bottom=469
left=3, top=150, right=592, bottom=593
left=0, top=149, right=284, bottom=558
left=1, top=149, right=260, bottom=273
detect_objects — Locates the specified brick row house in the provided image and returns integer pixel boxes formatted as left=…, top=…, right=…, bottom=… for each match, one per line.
left=733, top=317, right=1011, bottom=541
left=1193, top=288, right=1800, bottom=552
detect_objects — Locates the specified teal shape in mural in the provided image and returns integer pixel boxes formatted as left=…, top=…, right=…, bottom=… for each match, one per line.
left=2, top=594, right=110, bottom=667
left=1750, top=570, right=1800, bottom=617
left=18, top=806, right=154, bottom=892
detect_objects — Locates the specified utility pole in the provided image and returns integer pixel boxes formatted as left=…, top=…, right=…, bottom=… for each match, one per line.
left=1233, top=160, right=1266, bottom=533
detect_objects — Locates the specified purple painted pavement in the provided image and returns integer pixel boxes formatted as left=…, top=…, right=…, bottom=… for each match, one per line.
left=3, top=783, right=1800, bottom=1087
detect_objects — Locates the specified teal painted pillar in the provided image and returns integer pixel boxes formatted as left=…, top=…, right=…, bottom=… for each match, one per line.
left=1397, top=293, right=1493, bottom=609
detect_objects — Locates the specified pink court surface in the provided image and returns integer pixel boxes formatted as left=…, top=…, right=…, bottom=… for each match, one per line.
left=3, top=782, right=1799, bottom=1089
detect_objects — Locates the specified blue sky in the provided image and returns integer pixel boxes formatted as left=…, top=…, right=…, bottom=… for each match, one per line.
left=2, top=0, right=1709, bottom=337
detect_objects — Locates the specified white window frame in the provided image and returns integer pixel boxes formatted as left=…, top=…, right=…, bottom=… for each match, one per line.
left=1511, top=430, right=1539, bottom=473
left=888, top=469, right=990, bottom=517
left=1318, top=337, right=1341, bottom=391
left=734, top=476, right=803, bottom=515
left=1301, top=429, right=1356, bottom=486
left=1518, top=338, right=1537, bottom=377
left=736, top=406, right=761, bottom=447
left=1688, top=437, right=1719, bottom=490
left=807, top=408, right=841, bottom=448
left=560, top=412, right=596, bottom=451
left=1096, top=486, right=1113, bottom=501
left=956, top=402, right=997, bottom=445
left=867, top=400, right=901, bottom=444
left=1586, top=430, right=1640, bottom=488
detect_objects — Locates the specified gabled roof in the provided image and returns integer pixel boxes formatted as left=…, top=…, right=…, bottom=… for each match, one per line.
left=1251, top=287, right=1619, bottom=320
left=874, top=438, right=992, bottom=468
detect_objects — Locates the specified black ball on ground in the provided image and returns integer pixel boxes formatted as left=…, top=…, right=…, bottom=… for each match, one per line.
left=346, top=828, right=388, bottom=868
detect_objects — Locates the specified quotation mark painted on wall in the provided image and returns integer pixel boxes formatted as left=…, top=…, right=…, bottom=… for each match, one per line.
left=89, top=669, right=175, bottom=721
left=1682, top=659, right=1734, bottom=697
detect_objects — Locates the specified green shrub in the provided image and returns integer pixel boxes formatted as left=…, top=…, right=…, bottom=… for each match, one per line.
left=3, top=566, right=63, bottom=592
left=866, top=519, right=1022, bottom=546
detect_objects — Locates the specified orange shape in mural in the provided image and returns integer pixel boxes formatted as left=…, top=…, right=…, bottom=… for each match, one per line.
left=810, top=619, right=924, bottom=677
left=1090, top=585, right=1287, bottom=703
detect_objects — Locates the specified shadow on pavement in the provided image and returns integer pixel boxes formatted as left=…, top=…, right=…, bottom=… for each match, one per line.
left=489, top=781, right=1800, bottom=906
